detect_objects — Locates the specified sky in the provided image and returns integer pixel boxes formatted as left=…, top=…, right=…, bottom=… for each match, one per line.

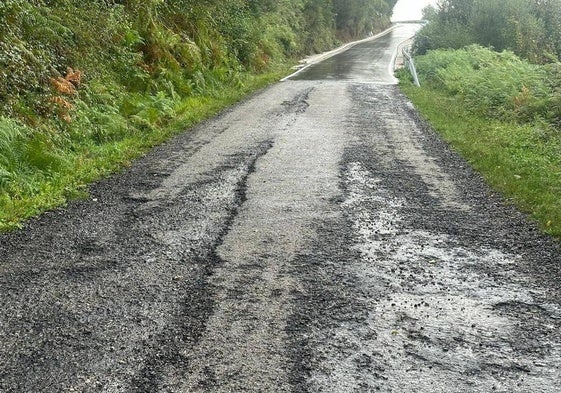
left=391, top=0, right=439, bottom=21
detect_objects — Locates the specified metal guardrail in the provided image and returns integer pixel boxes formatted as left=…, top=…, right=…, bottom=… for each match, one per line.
left=402, top=47, right=420, bottom=87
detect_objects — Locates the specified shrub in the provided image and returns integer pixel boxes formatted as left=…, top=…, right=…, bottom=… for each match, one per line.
left=415, top=45, right=557, bottom=124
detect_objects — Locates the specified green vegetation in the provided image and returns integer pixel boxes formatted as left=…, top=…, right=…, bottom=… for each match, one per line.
left=415, top=0, right=561, bottom=64
left=0, top=0, right=396, bottom=231
left=401, top=0, right=561, bottom=237
left=398, top=45, right=561, bottom=237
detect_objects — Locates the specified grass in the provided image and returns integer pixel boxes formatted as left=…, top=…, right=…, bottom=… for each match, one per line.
left=400, top=82, right=561, bottom=238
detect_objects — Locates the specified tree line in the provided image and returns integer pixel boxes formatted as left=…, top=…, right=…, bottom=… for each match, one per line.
left=415, top=0, right=561, bottom=63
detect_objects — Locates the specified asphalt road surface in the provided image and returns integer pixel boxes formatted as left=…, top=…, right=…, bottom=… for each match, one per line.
left=1, top=24, right=561, bottom=392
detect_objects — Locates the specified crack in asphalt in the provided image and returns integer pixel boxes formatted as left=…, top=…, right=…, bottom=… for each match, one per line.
left=130, top=140, right=275, bottom=392
left=0, top=81, right=310, bottom=391
left=155, top=83, right=348, bottom=392
left=281, top=87, right=313, bottom=114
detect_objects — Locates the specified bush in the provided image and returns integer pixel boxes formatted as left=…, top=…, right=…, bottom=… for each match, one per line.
left=415, top=45, right=559, bottom=124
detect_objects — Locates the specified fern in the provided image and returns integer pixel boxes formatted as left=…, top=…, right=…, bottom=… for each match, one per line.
left=0, top=117, right=28, bottom=173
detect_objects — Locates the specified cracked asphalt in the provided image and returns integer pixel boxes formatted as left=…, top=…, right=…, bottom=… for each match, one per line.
left=1, top=24, right=561, bottom=392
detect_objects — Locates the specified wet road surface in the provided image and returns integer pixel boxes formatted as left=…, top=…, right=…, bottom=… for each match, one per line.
left=1, top=24, right=561, bottom=392
left=290, top=24, right=418, bottom=83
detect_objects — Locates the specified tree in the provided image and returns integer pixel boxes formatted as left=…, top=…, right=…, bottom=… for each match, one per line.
left=415, top=0, right=561, bottom=62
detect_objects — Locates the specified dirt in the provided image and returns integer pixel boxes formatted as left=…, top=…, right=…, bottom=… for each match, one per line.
left=1, top=24, right=561, bottom=392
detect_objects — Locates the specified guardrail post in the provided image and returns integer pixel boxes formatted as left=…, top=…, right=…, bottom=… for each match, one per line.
left=402, top=47, right=420, bottom=87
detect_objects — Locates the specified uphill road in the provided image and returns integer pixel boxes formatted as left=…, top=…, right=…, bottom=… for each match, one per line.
left=1, top=23, right=560, bottom=392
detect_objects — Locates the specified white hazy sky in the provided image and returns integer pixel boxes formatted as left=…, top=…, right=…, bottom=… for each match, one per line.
left=391, top=0, right=439, bottom=21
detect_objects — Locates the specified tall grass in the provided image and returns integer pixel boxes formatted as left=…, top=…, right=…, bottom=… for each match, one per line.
left=414, top=45, right=561, bottom=125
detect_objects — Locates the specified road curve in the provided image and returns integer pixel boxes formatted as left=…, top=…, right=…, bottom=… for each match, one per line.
left=1, top=24, right=561, bottom=392
left=290, top=24, right=419, bottom=83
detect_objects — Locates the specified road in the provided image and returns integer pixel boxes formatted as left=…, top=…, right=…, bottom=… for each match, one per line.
left=290, top=25, right=408, bottom=83
left=1, top=24, right=561, bottom=392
